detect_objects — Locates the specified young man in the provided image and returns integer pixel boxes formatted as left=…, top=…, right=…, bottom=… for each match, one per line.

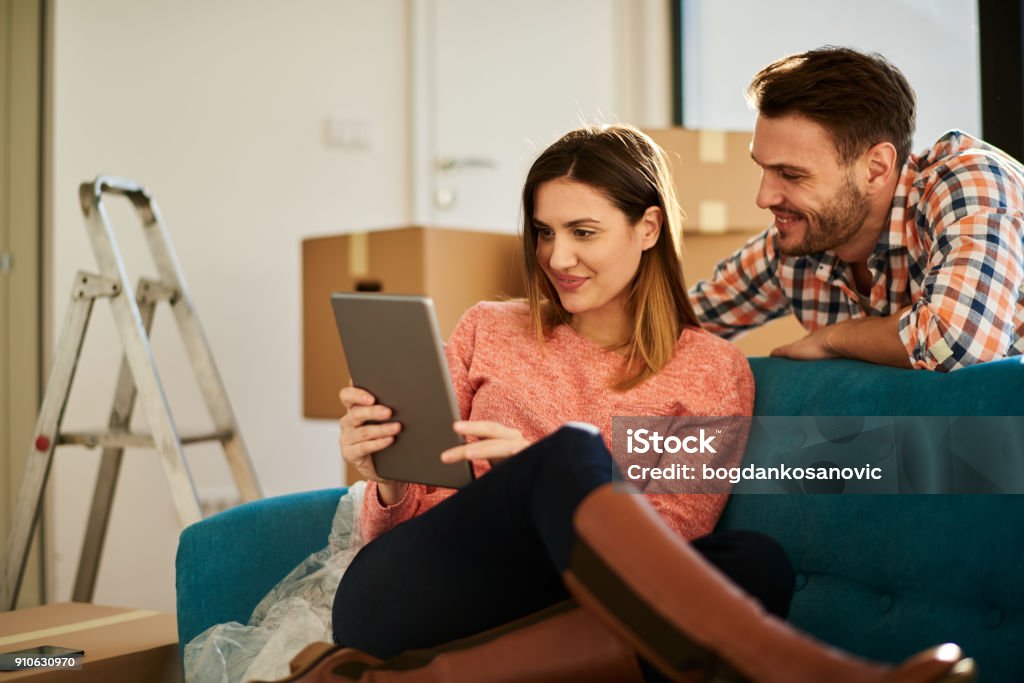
left=689, top=47, right=1024, bottom=371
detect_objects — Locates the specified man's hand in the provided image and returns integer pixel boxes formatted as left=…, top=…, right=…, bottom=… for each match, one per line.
left=770, top=326, right=840, bottom=360
left=771, top=311, right=913, bottom=368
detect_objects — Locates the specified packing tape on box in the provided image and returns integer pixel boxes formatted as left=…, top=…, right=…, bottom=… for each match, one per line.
left=698, top=201, right=729, bottom=233
left=698, top=130, right=727, bottom=163
left=0, top=609, right=159, bottom=647
left=349, top=232, right=369, bottom=277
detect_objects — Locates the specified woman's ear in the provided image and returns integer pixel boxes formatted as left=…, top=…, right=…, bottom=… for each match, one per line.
left=639, top=206, right=662, bottom=250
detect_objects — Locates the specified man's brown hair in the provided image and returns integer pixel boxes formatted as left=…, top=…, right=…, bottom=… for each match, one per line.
left=747, top=46, right=917, bottom=167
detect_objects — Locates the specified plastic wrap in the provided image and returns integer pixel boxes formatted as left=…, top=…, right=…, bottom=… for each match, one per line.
left=184, top=481, right=366, bottom=683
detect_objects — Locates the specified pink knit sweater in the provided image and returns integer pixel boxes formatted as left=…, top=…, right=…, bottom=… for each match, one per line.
left=361, top=301, right=755, bottom=543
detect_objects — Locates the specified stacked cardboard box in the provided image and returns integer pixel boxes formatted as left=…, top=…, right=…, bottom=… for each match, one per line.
left=645, top=127, right=769, bottom=233
left=644, top=128, right=805, bottom=354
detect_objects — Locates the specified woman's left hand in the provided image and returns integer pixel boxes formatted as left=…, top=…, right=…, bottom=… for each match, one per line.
left=440, top=421, right=530, bottom=464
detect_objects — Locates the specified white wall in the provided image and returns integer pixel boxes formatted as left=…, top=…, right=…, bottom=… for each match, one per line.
left=49, top=0, right=409, bottom=612
left=682, top=0, right=982, bottom=150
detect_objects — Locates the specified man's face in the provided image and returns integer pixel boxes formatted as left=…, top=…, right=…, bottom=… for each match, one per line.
left=750, top=114, right=870, bottom=257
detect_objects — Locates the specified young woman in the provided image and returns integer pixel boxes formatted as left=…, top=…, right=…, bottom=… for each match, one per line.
left=331, top=125, right=971, bottom=683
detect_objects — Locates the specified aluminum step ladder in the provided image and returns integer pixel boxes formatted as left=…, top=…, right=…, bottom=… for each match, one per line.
left=1, top=176, right=263, bottom=610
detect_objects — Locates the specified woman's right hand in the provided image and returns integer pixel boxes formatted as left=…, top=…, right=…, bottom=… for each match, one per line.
left=338, top=385, right=408, bottom=505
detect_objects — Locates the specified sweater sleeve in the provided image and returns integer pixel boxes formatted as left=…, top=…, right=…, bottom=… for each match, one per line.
left=359, top=304, right=484, bottom=542
left=643, top=344, right=755, bottom=539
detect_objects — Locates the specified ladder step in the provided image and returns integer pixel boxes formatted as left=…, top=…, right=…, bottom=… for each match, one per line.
left=58, top=429, right=234, bottom=449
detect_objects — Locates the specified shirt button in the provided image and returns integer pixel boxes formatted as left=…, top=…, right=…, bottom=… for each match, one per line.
left=878, top=594, right=894, bottom=613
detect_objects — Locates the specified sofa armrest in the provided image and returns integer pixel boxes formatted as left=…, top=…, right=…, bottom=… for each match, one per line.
left=175, top=487, right=348, bottom=651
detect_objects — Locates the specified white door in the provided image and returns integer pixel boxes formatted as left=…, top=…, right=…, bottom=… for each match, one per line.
left=414, top=0, right=625, bottom=233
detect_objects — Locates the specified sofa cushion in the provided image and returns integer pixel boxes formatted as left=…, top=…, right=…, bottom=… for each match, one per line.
left=718, top=357, right=1024, bottom=679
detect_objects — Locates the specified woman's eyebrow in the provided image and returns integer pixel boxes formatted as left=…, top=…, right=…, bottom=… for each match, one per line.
left=532, top=217, right=603, bottom=228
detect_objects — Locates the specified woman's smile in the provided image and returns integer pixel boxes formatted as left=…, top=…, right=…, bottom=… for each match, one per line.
left=553, top=275, right=588, bottom=291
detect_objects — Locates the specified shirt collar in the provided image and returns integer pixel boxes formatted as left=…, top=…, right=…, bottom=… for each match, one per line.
left=874, top=160, right=915, bottom=254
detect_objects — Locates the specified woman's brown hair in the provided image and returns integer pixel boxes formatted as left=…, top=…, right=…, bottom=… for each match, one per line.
left=520, top=123, right=699, bottom=391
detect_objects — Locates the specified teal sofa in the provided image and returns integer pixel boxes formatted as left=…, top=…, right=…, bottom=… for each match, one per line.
left=176, top=357, right=1024, bottom=681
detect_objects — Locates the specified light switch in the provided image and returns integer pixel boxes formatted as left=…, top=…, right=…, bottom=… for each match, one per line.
left=324, top=118, right=372, bottom=150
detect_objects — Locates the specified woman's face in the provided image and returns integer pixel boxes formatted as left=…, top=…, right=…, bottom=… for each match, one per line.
left=533, top=178, right=660, bottom=324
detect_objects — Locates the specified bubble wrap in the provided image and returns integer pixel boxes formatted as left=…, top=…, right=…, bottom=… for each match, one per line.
left=184, top=482, right=366, bottom=683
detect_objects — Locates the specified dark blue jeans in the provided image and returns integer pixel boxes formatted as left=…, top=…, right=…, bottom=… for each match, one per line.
left=332, top=425, right=794, bottom=662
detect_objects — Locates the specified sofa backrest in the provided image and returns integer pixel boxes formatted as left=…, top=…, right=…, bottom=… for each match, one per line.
left=717, top=357, right=1024, bottom=680
left=176, top=487, right=346, bottom=653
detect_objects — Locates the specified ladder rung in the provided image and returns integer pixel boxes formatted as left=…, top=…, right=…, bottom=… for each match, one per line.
left=58, top=429, right=234, bottom=449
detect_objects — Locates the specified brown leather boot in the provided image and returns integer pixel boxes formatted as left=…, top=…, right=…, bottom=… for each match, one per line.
left=352, top=601, right=644, bottom=682
left=257, top=601, right=645, bottom=682
left=563, top=485, right=977, bottom=683
left=249, top=643, right=382, bottom=682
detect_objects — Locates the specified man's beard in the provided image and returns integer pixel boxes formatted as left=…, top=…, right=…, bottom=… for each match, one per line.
left=775, top=174, right=870, bottom=257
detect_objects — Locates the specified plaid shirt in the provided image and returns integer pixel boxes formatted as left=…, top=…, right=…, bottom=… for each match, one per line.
left=689, top=131, right=1024, bottom=371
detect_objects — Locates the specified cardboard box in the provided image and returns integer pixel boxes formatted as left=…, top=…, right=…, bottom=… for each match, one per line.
left=303, top=226, right=522, bottom=421
left=0, top=602, right=179, bottom=682
left=644, top=128, right=770, bottom=233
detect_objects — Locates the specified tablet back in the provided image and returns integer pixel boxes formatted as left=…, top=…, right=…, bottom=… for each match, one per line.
left=331, top=293, right=473, bottom=489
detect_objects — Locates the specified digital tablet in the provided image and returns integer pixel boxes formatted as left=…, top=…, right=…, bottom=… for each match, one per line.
left=331, top=293, right=474, bottom=489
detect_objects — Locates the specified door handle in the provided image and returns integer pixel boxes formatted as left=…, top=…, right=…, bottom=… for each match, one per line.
left=436, top=156, right=498, bottom=172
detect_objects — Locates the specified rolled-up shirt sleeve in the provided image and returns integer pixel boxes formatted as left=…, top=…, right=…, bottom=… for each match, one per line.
left=689, top=230, right=792, bottom=338
left=898, top=154, right=1024, bottom=371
